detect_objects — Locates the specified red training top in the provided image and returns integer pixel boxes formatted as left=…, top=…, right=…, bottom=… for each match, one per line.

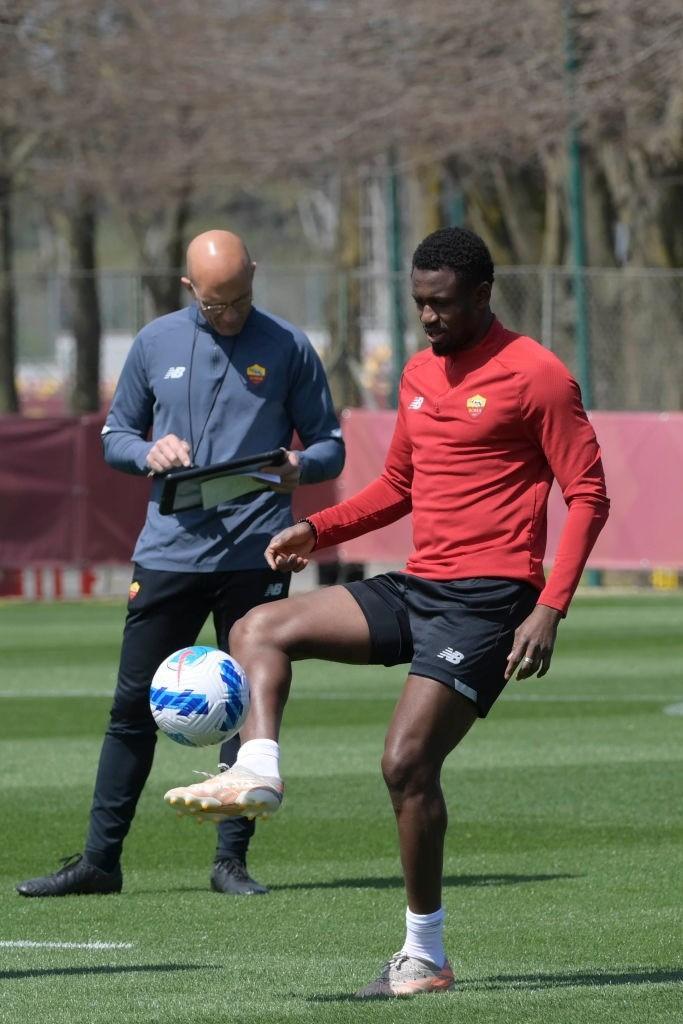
left=309, top=318, right=609, bottom=615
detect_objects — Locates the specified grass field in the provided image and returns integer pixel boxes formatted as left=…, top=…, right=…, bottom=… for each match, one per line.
left=1, top=594, right=682, bottom=1023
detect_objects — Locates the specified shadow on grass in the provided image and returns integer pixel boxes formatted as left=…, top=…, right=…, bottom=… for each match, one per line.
left=270, top=872, right=578, bottom=893
left=461, top=967, right=683, bottom=990
left=306, top=967, right=683, bottom=1002
left=1, top=963, right=215, bottom=981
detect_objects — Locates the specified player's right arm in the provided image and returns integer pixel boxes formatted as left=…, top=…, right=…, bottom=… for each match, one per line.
left=265, top=374, right=414, bottom=571
left=265, top=521, right=317, bottom=573
left=299, top=383, right=414, bottom=550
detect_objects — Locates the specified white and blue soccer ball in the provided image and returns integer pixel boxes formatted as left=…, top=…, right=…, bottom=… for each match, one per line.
left=149, top=646, right=250, bottom=747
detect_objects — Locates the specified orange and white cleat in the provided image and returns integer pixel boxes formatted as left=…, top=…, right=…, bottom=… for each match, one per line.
left=164, top=764, right=283, bottom=822
left=354, top=952, right=455, bottom=999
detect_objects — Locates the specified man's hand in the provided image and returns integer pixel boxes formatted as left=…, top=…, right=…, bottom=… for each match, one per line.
left=265, top=521, right=316, bottom=573
left=146, top=434, right=192, bottom=475
left=260, top=450, right=301, bottom=494
left=505, top=604, right=562, bottom=681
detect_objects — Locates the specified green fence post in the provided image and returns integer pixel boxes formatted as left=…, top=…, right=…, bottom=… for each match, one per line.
left=564, top=0, right=599, bottom=587
left=564, top=0, right=593, bottom=410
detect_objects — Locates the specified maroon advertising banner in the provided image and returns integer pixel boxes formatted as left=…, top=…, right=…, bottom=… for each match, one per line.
left=0, top=415, right=339, bottom=570
left=1, top=410, right=681, bottom=571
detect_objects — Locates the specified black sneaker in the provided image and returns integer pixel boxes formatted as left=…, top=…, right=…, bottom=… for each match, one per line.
left=211, top=858, right=268, bottom=895
left=16, top=854, right=122, bottom=897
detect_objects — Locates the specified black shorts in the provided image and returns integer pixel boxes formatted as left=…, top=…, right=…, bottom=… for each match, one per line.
left=343, top=572, right=539, bottom=717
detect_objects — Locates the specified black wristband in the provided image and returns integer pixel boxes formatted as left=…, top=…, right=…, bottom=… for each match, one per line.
left=297, top=517, right=318, bottom=546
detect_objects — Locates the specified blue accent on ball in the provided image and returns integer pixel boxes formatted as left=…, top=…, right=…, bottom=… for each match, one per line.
left=218, top=660, right=245, bottom=728
left=149, top=686, right=210, bottom=718
left=165, top=731, right=196, bottom=747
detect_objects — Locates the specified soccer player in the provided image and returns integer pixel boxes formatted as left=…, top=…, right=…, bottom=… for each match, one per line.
left=163, top=227, right=610, bottom=996
left=16, top=230, right=344, bottom=899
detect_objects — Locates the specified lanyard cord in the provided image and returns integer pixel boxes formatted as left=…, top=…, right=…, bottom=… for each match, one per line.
left=186, top=309, right=238, bottom=465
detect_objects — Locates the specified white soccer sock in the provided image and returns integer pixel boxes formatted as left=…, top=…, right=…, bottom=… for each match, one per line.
left=235, top=739, right=281, bottom=780
left=401, top=906, right=446, bottom=968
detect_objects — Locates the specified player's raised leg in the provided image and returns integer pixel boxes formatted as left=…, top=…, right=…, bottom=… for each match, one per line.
left=354, top=675, right=476, bottom=998
left=163, top=585, right=371, bottom=819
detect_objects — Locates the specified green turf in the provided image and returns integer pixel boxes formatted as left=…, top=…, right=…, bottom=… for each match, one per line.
left=0, top=594, right=681, bottom=1022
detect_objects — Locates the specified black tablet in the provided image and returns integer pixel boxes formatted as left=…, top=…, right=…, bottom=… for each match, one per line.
left=158, top=448, right=288, bottom=515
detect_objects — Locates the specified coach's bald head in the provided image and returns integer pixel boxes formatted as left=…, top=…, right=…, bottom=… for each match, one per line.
left=182, top=230, right=255, bottom=336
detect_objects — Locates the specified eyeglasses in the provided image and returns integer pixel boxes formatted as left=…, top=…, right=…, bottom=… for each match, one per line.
left=190, top=282, right=252, bottom=316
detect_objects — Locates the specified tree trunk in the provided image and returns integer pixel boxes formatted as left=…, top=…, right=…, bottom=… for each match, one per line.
left=466, top=178, right=516, bottom=267
left=539, top=148, right=567, bottom=266
left=582, top=149, right=618, bottom=267
left=67, top=188, right=101, bottom=414
left=324, top=172, right=363, bottom=409
left=491, top=161, right=545, bottom=265
left=138, top=181, right=193, bottom=317
left=0, top=172, right=19, bottom=413
left=414, top=162, right=442, bottom=244
left=597, top=139, right=683, bottom=409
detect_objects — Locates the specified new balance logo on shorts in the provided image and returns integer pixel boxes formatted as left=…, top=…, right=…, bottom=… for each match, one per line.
left=264, top=583, right=284, bottom=597
left=408, top=396, right=424, bottom=410
left=437, top=647, right=464, bottom=665
left=164, top=366, right=186, bottom=379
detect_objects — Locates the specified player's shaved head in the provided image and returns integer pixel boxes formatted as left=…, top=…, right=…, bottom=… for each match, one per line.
left=186, top=230, right=252, bottom=287
left=182, top=230, right=256, bottom=336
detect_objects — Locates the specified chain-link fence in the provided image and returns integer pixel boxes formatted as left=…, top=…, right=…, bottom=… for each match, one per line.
left=12, top=265, right=683, bottom=411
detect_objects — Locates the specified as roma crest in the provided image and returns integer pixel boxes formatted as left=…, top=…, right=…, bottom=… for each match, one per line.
left=466, top=394, right=487, bottom=419
left=246, top=363, right=266, bottom=385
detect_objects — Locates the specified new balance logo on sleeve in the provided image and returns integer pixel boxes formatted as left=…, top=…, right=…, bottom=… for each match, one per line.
left=264, top=583, right=284, bottom=597
left=408, top=396, right=424, bottom=410
left=437, top=647, right=464, bottom=665
left=164, top=366, right=186, bottom=379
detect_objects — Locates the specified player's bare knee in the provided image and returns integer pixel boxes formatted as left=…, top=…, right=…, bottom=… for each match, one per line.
left=230, top=604, right=277, bottom=653
left=382, top=747, right=417, bottom=795
left=382, top=739, right=440, bottom=797
left=230, top=601, right=297, bottom=655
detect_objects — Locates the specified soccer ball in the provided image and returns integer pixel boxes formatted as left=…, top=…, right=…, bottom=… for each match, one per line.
left=149, top=646, right=249, bottom=747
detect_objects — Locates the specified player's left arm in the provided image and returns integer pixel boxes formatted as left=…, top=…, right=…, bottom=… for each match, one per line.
left=505, top=603, right=562, bottom=681
left=267, top=335, right=344, bottom=494
left=507, top=358, right=610, bottom=680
